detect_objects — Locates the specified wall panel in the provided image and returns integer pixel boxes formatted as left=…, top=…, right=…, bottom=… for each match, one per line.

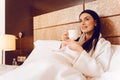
left=101, top=16, right=120, bottom=37
left=85, top=0, right=120, bottom=17
left=34, top=22, right=80, bottom=41
left=34, top=0, right=120, bottom=44
left=34, top=5, right=83, bottom=29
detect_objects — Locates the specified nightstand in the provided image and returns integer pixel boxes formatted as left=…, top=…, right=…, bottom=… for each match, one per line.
left=5, top=50, right=32, bottom=65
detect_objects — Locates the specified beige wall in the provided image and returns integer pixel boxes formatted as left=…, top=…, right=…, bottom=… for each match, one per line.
left=34, top=0, right=120, bottom=44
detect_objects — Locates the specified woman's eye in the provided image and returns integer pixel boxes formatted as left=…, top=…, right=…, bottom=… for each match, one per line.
left=79, top=19, right=82, bottom=23
left=85, top=18, right=89, bottom=21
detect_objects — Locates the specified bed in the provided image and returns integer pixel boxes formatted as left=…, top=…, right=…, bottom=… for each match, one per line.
left=0, top=0, right=120, bottom=79
left=31, top=5, right=120, bottom=79
left=0, top=40, right=119, bottom=80
left=32, top=4, right=120, bottom=79
left=0, top=23, right=119, bottom=79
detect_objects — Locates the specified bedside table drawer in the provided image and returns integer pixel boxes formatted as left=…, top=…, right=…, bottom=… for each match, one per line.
left=17, top=56, right=26, bottom=62
left=5, top=50, right=31, bottom=65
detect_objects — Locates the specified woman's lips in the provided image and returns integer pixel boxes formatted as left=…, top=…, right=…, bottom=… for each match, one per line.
left=82, top=26, right=87, bottom=30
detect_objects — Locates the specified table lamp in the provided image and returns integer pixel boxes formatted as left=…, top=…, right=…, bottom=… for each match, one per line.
left=0, top=34, right=16, bottom=64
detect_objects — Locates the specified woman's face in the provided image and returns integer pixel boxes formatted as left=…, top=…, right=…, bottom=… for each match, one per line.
left=79, top=13, right=96, bottom=34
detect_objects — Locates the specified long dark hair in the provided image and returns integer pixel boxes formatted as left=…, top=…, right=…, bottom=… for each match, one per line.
left=79, top=9, right=101, bottom=52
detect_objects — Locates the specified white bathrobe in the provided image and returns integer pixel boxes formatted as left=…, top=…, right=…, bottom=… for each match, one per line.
left=0, top=38, right=112, bottom=80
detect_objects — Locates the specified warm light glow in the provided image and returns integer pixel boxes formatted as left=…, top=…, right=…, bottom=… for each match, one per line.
left=0, top=34, right=16, bottom=51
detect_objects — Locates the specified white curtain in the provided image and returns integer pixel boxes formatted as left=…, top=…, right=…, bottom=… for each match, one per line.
left=0, top=0, right=5, bottom=64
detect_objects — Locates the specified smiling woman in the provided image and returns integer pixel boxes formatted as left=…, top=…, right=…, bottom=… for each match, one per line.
left=0, top=9, right=113, bottom=80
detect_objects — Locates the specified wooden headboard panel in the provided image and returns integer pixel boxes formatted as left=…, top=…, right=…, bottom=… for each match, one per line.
left=34, top=20, right=120, bottom=45
left=33, top=0, right=120, bottom=45
left=34, top=22, right=80, bottom=40
left=100, top=17, right=120, bottom=44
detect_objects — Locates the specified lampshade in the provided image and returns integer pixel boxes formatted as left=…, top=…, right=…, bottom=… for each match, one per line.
left=0, top=34, right=16, bottom=51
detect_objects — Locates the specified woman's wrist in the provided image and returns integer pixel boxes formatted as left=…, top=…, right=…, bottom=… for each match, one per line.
left=76, top=47, right=84, bottom=54
left=59, top=41, right=66, bottom=49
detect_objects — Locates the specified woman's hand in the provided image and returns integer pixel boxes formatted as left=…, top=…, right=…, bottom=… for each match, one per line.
left=60, top=31, right=69, bottom=48
left=60, top=31, right=84, bottom=54
left=61, top=31, right=69, bottom=41
left=65, top=39, right=84, bottom=54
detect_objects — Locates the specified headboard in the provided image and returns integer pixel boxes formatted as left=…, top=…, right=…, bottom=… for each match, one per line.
left=33, top=0, right=120, bottom=45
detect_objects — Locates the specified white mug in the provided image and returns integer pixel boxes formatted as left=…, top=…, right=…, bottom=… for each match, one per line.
left=68, top=30, right=79, bottom=40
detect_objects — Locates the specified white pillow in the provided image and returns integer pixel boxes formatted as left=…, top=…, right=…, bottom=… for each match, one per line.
left=109, top=45, right=120, bottom=71
left=23, top=40, right=61, bottom=64
left=34, top=40, right=61, bottom=50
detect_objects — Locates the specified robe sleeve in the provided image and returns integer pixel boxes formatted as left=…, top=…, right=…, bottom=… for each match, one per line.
left=72, top=38, right=113, bottom=77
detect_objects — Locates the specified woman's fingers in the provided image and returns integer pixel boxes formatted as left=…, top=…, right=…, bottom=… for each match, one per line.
left=61, top=31, right=69, bottom=40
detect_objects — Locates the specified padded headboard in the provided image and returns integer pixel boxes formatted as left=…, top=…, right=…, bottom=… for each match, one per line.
left=33, top=0, right=120, bottom=45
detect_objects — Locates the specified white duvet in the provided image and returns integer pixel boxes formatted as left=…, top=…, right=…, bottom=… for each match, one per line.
left=0, top=40, right=120, bottom=80
left=0, top=40, right=85, bottom=80
left=0, top=47, right=85, bottom=80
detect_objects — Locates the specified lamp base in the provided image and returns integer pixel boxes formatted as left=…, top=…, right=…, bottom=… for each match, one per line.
left=1, top=50, right=5, bottom=65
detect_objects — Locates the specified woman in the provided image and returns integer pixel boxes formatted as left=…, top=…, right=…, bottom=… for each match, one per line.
left=0, top=10, right=112, bottom=80
left=60, top=9, right=113, bottom=79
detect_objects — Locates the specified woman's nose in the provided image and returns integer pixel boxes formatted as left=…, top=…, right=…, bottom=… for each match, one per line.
left=81, top=21, right=85, bottom=25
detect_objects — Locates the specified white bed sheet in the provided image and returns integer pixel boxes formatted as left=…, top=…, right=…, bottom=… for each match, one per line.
left=0, top=65, right=18, bottom=75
